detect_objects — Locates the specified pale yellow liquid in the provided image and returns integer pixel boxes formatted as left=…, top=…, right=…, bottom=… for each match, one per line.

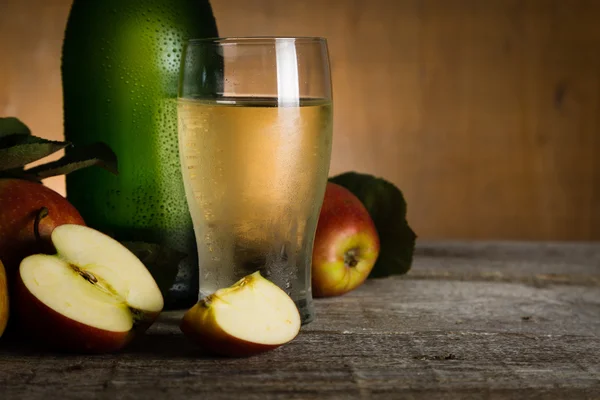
left=178, top=97, right=332, bottom=317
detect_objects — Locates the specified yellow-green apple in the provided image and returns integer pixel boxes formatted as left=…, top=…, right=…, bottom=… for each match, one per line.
left=15, top=224, right=163, bottom=353
left=312, top=182, right=380, bottom=297
left=0, top=178, right=85, bottom=276
left=0, top=259, right=8, bottom=337
left=181, top=271, right=301, bottom=357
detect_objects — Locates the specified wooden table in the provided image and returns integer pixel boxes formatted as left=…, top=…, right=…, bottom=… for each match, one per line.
left=1, top=242, right=599, bottom=399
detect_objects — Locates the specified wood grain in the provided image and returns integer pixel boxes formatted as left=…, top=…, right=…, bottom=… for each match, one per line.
left=1, top=0, right=599, bottom=241
left=0, top=242, right=599, bottom=399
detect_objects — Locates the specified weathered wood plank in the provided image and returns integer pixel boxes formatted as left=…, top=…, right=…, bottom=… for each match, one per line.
left=0, top=242, right=598, bottom=399
left=0, top=330, right=598, bottom=400
left=412, top=241, right=600, bottom=286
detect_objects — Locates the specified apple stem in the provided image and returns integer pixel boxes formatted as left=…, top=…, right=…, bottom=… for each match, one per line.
left=201, top=296, right=213, bottom=308
left=33, top=207, right=49, bottom=245
left=344, top=248, right=360, bottom=268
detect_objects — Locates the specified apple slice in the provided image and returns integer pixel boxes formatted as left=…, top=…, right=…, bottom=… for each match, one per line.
left=180, top=271, right=301, bottom=357
left=15, top=224, right=163, bottom=353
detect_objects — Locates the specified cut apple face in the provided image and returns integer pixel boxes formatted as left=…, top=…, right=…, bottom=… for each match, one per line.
left=181, top=271, right=301, bottom=357
left=16, top=224, right=163, bottom=353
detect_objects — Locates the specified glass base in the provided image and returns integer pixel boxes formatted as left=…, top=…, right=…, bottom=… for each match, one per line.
left=296, top=298, right=315, bottom=325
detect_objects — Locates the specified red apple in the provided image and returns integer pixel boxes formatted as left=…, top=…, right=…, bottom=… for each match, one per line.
left=15, top=224, right=164, bottom=353
left=0, top=178, right=85, bottom=276
left=0, top=259, right=8, bottom=337
left=312, top=182, right=380, bottom=297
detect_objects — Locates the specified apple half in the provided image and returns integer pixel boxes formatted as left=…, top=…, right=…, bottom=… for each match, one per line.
left=180, top=271, right=301, bottom=357
left=15, top=224, right=163, bottom=353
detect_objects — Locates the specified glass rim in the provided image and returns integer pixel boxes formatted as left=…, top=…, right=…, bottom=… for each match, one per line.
left=186, top=36, right=327, bottom=46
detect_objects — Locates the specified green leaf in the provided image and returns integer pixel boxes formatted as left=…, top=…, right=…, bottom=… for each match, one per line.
left=122, top=242, right=187, bottom=297
left=0, top=117, right=31, bottom=138
left=24, top=142, right=118, bottom=179
left=329, top=172, right=417, bottom=278
left=0, top=135, right=70, bottom=171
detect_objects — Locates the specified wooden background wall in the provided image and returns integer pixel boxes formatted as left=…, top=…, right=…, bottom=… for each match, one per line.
left=0, top=0, right=599, bottom=241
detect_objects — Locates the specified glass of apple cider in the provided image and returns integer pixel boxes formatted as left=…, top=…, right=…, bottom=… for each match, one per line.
left=177, top=37, right=333, bottom=324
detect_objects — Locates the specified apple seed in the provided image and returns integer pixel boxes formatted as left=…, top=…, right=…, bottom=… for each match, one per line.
left=80, top=270, right=98, bottom=284
left=69, top=264, right=123, bottom=302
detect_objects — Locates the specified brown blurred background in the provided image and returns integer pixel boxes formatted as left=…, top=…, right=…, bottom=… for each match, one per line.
left=1, top=0, right=599, bottom=241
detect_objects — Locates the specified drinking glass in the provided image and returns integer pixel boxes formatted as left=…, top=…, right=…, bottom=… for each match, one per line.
left=177, top=37, right=333, bottom=324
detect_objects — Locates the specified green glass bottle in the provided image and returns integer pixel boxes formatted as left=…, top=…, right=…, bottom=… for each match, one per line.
left=61, top=0, right=219, bottom=309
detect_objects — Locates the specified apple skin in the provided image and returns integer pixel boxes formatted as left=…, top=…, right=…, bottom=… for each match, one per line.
left=181, top=301, right=281, bottom=358
left=312, top=182, right=380, bottom=297
left=0, top=259, right=8, bottom=337
left=0, top=179, right=85, bottom=276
